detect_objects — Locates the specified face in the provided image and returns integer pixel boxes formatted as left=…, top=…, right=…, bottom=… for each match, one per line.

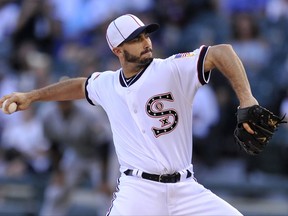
left=118, top=32, right=153, bottom=66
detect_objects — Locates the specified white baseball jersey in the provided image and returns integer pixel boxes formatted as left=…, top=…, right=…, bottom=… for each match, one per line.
left=85, top=45, right=211, bottom=175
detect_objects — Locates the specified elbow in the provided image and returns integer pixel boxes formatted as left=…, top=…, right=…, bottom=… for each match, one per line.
left=217, top=44, right=234, bottom=52
left=211, top=44, right=238, bottom=59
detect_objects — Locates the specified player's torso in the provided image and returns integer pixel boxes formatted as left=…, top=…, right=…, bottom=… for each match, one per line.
left=86, top=45, right=209, bottom=173
left=98, top=58, right=197, bottom=174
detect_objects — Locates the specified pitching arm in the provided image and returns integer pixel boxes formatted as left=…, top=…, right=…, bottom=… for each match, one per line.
left=0, top=77, right=87, bottom=112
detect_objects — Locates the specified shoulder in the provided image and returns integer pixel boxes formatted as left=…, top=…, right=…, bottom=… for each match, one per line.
left=155, top=46, right=210, bottom=69
left=151, top=52, right=196, bottom=67
left=92, top=70, right=119, bottom=77
left=87, top=70, right=119, bottom=82
left=166, top=46, right=209, bottom=64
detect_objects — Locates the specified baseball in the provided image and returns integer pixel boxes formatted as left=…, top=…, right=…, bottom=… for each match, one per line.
left=2, top=100, right=17, bottom=114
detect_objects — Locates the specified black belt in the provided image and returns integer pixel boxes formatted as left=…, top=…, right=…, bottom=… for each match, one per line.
left=124, top=169, right=192, bottom=183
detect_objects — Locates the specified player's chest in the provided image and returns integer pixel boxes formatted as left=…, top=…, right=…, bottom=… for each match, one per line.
left=109, top=77, right=181, bottom=118
left=118, top=75, right=179, bottom=104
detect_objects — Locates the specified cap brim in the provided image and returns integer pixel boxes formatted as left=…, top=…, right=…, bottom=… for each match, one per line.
left=124, top=23, right=159, bottom=43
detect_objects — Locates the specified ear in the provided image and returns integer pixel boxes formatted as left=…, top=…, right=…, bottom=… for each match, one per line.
left=112, top=47, right=122, bottom=56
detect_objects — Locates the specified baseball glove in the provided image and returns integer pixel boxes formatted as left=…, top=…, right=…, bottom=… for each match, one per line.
left=234, top=105, right=287, bottom=155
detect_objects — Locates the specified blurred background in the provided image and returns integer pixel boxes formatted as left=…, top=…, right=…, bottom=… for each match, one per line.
left=0, top=0, right=288, bottom=215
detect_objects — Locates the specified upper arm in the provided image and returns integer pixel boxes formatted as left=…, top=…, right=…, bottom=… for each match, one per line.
left=204, top=44, right=234, bottom=72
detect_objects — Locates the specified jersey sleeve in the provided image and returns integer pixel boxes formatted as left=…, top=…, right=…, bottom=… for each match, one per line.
left=169, top=45, right=211, bottom=103
left=196, top=46, right=211, bottom=85
left=172, top=45, right=211, bottom=85
left=85, top=72, right=102, bottom=106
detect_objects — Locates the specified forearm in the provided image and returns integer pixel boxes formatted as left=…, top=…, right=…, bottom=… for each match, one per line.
left=206, top=44, right=258, bottom=107
left=29, top=77, right=87, bottom=102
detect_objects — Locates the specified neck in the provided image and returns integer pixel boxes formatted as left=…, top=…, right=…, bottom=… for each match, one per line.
left=119, top=55, right=153, bottom=78
left=122, top=63, right=148, bottom=78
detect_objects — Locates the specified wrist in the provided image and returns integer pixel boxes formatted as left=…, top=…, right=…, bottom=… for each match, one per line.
left=239, top=96, right=258, bottom=108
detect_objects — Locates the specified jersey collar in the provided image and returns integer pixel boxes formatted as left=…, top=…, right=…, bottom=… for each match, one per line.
left=119, top=60, right=152, bottom=87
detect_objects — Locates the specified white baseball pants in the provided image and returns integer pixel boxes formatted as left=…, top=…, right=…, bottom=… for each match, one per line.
left=106, top=174, right=243, bottom=216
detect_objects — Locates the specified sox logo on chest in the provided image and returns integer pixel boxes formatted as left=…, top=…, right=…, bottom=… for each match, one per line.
left=146, top=92, right=179, bottom=137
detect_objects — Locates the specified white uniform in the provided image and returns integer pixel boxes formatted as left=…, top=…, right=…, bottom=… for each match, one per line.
left=85, top=45, right=242, bottom=216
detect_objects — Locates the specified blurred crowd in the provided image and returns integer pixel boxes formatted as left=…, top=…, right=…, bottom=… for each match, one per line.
left=0, top=0, right=288, bottom=215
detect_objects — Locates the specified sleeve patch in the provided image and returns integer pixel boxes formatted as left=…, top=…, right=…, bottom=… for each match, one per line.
left=174, top=52, right=196, bottom=59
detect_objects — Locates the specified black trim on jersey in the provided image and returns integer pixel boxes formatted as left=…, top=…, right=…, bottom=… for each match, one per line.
left=85, top=75, right=95, bottom=106
left=197, top=46, right=210, bottom=85
left=119, top=60, right=152, bottom=87
left=119, top=71, right=126, bottom=87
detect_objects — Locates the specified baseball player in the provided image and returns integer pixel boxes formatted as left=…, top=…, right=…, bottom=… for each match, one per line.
left=0, top=14, right=259, bottom=215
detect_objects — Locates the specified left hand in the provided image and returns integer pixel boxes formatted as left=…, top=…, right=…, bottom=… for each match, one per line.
left=239, top=96, right=259, bottom=134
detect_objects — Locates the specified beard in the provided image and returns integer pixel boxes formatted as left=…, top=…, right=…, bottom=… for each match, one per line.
left=123, top=49, right=153, bottom=66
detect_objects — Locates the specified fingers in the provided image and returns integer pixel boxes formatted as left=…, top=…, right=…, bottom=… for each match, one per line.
left=0, top=95, right=9, bottom=108
left=243, top=123, right=254, bottom=134
left=2, top=100, right=17, bottom=114
left=1, top=92, right=28, bottom=113
left=0, top=95, right=14, bottom=110
left=1, top=94, right=15, bottom=114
